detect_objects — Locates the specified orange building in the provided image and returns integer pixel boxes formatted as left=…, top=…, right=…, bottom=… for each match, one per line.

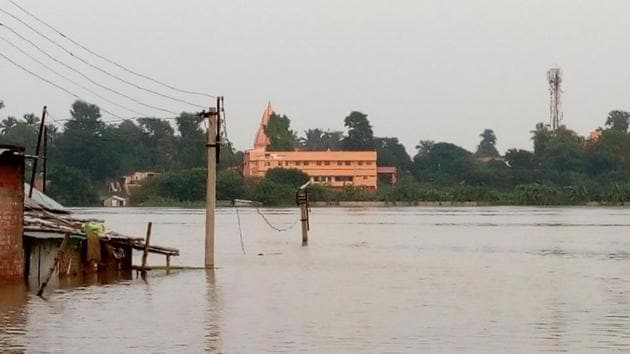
left=243, top=103, right=378, bottom=189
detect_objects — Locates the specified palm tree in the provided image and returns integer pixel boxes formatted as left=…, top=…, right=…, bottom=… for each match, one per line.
left=0, top=117, right=18, bottom=135
left=415, top=140, right=434, bottom=157
left=23, top=113, right=40, bottom=127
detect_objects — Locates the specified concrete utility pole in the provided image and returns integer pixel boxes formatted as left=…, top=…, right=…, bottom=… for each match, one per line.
left=205, top=99, right=221, bottom=268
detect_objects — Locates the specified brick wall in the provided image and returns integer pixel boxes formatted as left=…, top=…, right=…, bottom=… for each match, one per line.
left=0, top=147, right=25, bottom=283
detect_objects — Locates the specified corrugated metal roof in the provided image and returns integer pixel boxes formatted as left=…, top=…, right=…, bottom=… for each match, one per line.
left=24, top=183, right=69, bottom=213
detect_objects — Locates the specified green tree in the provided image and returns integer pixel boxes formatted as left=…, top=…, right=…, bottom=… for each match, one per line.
left=605, top=110, right=630, bottom=133
left=176, top=112, right=205, bottom=169
left=138, top=118, right=177, bottom=170
left=217, top=170, right=244, bottom=200
left=475, top=129, right=499, bottom=157
left=412, top=142, right=476, bottom=185
left=300, top=128, right=325, bottom=151
left=264, top=112, right=297, bottom=151
left=53, top=101, right=109, bottom=180
left=375, top=137, right=411, bottom=172
left=300, top=129, right=344, bottom=151
left=47, top=165, right=99, bottom=206
left=531, top=123, right=553, bottom=157
left=0, top=116, right=38, bottom=153
left=265, top=167, right=309, bottom=188
left=218, top=140, right=244, bottom=171
left=415, top=140, right=434, bottom=157
left=505, top=149, right=535, bottom=170
left=342, top=111, right=374, bottom=150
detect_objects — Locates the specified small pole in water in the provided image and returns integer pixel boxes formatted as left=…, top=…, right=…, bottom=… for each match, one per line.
left=141, top=222, right=152, bottom=274
left=296, top=181, right=312, bottom=246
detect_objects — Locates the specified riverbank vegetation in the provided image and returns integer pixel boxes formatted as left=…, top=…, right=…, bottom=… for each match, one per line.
left=2, top=99, right=630, bottom=206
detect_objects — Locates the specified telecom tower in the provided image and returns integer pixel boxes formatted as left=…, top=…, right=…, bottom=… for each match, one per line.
left=547, top=68, right=563, bottom=130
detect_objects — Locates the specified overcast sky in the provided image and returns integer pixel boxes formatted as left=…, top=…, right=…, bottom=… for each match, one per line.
left=1, top=0, right=630, bottom=154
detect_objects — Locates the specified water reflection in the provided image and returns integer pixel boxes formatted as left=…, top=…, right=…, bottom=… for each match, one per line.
left=1, top=206, right=630, bottom=352
left=205, top=270, right=222, bottom=353
left=0, top=283, right=27, bottom=353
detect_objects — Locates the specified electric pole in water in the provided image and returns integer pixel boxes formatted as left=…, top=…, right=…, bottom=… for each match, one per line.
left=203, top=97, right=222, bottom=268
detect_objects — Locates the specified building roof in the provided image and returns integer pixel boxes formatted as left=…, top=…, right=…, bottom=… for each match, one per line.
left=105, top=196, right=126, bottom=202
left=247, top=149, right=377, bottom=161
left=253, top=102, right=273, bottom=149
left=24, top=183, right=69, bottom=214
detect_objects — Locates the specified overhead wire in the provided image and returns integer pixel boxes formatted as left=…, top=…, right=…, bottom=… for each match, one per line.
left=0, top=22, right=179, bottom=116
left=0, top=50, right=126, bottom=120
left=0, top=34, right=151, bottom=117
left=8, top=0, right=216, bottom=100
left=0, top=6, right=206, bottom=110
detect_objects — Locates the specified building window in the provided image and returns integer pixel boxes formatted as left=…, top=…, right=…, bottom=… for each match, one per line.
left=324, top=161, right=330, bottom=166
left=345, top=161, right=351, bottom=166
left=337, top=161, right=343, bottom=166
left=335, top=176, right=353, bottom=182
left=303, top=161, right=309, bottom=166
left=296, top=161, right=301, bottom=166
left=265, top=162, right=271, bottom=167
left=363, top=176, right=368, bottom=180
left=316, top=161, right=322, bottom=166
left=358, top=161, right=363, bottom=166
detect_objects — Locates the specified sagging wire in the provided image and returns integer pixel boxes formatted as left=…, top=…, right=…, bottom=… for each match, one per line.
left=235, top=208, right=246, bottom=255
left=255, top=208, right=301, bottom=232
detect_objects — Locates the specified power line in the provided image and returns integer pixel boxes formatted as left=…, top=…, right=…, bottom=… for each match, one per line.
left=8, top=0, right=216, bottom=100
left=0, top=22, right=179, bottom=116
left=0, top=6, right=207, bottom=110
left=0, top=51, right=127, bottom=119
left=0, top=34, right=151, bottom=117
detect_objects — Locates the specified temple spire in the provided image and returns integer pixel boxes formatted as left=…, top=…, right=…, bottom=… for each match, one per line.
left=253, top=102, right=273, bottom=149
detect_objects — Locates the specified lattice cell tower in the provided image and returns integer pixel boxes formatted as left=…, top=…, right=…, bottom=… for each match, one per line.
left=547, top=68, right=563, bottom=130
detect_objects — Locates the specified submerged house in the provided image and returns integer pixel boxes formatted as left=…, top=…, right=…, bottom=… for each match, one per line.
left=0, top=144, right=179, bottom=287
left=103, top=195, right=127, bottom=207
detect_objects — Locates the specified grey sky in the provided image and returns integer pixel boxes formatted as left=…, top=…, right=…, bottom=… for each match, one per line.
left=1, top=0, right=629, bottom=154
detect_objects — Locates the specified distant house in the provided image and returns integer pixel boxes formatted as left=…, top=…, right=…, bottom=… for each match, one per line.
left=103, top=196, right=127, bottom=207
left=588, top=128, right=603, bottom=142
left=377, top=166, right=397, bottom=185
left=107, top=171, right=159, bottom=194
left=476, top=156, right=505, bottom=164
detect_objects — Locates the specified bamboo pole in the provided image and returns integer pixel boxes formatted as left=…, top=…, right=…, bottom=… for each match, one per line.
left=141, top=222, right=152, bottom=272
left=37, top=233, right=69, bottom=297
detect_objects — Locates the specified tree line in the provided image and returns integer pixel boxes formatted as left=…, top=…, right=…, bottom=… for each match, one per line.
left=2, top=99, right=630, bottom=206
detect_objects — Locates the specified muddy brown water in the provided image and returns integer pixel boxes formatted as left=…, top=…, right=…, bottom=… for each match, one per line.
left=2, top=206, right=630, bottom=353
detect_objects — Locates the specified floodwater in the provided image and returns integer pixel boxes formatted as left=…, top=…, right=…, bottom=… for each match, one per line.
left=2, top=207, right=630, bottom=353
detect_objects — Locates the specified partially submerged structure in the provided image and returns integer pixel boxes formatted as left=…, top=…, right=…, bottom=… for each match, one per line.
left=0, top=144, right=179, bottom=288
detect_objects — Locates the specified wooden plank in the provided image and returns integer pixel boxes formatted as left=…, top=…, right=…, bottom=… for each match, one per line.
left=37, top=233, right=69, bottom=297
